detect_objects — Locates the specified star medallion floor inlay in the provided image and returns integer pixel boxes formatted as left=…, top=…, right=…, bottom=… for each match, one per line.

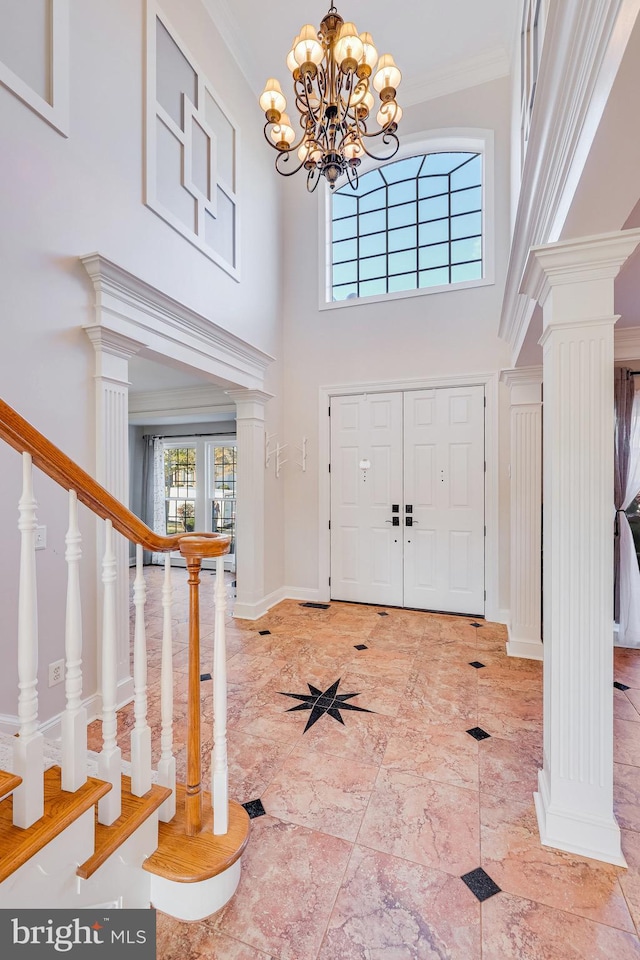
left=279, top=678, right=374, bottom=732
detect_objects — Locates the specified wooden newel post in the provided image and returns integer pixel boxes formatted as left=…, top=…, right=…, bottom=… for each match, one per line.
left=179, top=534, right=231, bottom=839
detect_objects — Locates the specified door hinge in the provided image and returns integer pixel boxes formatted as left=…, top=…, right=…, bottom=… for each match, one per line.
left=484, top=460, right=486, bottom=473
left=328, top=463, right=331, bottom=473
left=484, top=396, right=486, bottom=408
left=329, top=576, right=331, bottom=586
left=484, top=525, right=486, bottom=537
left=484, top=590, right=487, bottom=601
left=328, top=520, right=331, bottom=530
left=328, top=406, right=331, bottom=416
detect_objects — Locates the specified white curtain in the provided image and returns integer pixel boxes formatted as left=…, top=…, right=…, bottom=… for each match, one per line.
left=619, top=390, right=640, bottom=647
left=152, top=437, right=166, bottom=565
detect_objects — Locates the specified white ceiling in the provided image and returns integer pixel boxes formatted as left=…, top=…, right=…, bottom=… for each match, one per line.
left=129, top=355, right=215, bottom=394
left=202, top=0, right=518, bottom=103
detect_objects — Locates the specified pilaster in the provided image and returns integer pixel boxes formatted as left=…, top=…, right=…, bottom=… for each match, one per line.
left=226, top=389, right=273, bottom=619
left=521, top=229, right=640, bottom=865
left=501, top=367, right=543, bottom=660
left=84, top=326, right=141, bottom=702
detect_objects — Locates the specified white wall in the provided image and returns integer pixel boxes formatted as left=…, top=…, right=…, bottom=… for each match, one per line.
left=281, top=77, right=513, bottom=605
left=0, top=0, right=284, bottom=724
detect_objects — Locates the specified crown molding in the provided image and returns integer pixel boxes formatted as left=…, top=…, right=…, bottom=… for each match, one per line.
left=500, top=366, right=543, bottom=389
left=80, top=253, right=274, bottom=390
left=402, top=47, right=510, bottom=107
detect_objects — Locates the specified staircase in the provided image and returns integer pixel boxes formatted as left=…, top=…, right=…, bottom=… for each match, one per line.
left=0, top=399, right=250, bottom=920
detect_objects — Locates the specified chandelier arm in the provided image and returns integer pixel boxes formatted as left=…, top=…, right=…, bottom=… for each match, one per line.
left=358, top=130, right=401, bottom=163
left=306, top=165, right=321, bottom=193
left=274, top=149, right=307, bottom=178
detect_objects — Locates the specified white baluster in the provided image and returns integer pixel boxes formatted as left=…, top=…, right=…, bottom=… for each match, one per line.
left=13, top=453, right=44, bottom=828
left=157, top=555, right=176, bottom=822
left=211, top=555, right=228, bottom=835
left=61, top=490, right=87, bottom=792
left=131, top=544, right=151, bottom=796
left=98, top=520, right=121, bottom=824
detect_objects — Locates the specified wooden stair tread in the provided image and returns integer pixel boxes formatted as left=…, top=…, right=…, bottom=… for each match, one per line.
left=143, top=783, right=250, bottom=883
left=77, top=776, right=172, bottom=880
left=0, top=766, right=110, bottom=883
left=0, top=769, right=22, bottom=801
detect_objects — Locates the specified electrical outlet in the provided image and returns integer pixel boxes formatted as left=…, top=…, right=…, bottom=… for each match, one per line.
left=48, top=659, right=64, bottom=687
left=35, top=525, right=47, bottom=550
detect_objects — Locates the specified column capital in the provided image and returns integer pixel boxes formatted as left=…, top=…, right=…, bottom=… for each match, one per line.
left=226, top=389, right=274, bottom=421
left=84, top=324, right=142, bottom=361
left=501, top=367, right=543, bottom=405
left=521, top=229, right=640, bottom=306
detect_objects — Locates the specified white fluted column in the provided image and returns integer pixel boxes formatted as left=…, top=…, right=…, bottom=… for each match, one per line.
left=522, top=228, right=640, bottom=865
left=226, top=389, right=273, bottom=619
left=501, top=368, right=543, bottom=660
left=85, top=326, right=140, bottom=704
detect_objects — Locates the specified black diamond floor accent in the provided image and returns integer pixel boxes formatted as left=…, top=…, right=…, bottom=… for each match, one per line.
left=469, top=621, right=483, bottom=628
left=242, top=799, right=266, bottom=819
left=354, top=644, right=368, bottom=650
left=259, top=630, right=271, bottom=636
left=466, top=726, right=491, bottom=741
left=469, top=661, right=486, bottom=669
left=279, top=678, right=373, bottom=732
left=301, top=602, right=330, bottom=609
left=378, top=611, right=389, bottom=617
left=461, top=867, right=501, bottom=901
left=614, top=681, right=630, bottom=691
left=200, top=672, right=212, bottom=682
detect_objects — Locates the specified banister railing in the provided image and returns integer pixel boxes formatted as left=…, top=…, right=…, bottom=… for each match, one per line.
left=0, top=398, right=230, bottom=840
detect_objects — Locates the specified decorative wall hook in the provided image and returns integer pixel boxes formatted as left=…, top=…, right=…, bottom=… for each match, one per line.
left=294, top=437, right=308, bottom=472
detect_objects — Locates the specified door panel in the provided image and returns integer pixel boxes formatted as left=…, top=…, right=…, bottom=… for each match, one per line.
left=330, top=393, right=403, bottom=605
left=404, top=386, right=485, bottom=614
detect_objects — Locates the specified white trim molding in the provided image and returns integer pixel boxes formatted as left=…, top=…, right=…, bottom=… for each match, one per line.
left=401, top=47, right=510, bottom=107
left=80, top=253, right=274, bottom=389
left=0, top=0, right=69, bottom=136
left=614, top=325, right=640, bottom=361
left=129, top=385, right=234, bottom=424
left=500, top=0, right=640, bottom=363
left=317, top=371, right=501, bottom=622
left=501, top=366, right=543, bottom=661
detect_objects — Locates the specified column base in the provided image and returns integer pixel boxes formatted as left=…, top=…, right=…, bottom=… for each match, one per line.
left=534, top=769, right=626, bottom=866
left=506, top=628, right=543, bottom=661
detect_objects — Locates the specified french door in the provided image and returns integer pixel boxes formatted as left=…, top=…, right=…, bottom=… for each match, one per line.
left=330, top=386, right=485, bottom=615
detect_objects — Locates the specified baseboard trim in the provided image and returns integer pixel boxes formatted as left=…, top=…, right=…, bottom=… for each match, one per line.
left=0, top=713, right=18, bottom=735
left=234, top=586, right=322, bottom=621
left=507, top=636, right=544, bottom=661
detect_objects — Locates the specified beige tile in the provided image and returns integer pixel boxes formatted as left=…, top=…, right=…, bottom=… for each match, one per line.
left=480, top=793, right=634, bottom=931
left=358, top=768, right=480, bottom=876
left=381, top=720, right=479, bottom=789
left=482, top=891, right=640, bottom=960
left=478, top=733, right=542, bottom=803
left=317, top=845, right=481, bottom=960
left=615, top=762, right=640, bottom=833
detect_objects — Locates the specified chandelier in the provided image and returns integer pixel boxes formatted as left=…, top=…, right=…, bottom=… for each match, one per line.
left=259, top=4, right=403, bottom=193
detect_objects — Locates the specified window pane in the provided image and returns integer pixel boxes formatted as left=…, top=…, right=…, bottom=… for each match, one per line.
left=388, top=179, right=416, bottom=206
left=419, top=195, right=449, bottom=222
left=333, top=261, right=358, bottom=285
left=419, top=219, right=449, bottom=246
left=360, top=254, right=387, bottom=281
left=451, top=261, right=482, bottom=283
left=359, top=232, right=386, bottom=257
left=349, top=167, right=384, bottom=196
left=419, top=267, right=449, bottom=288
left=380, top=156, right=424, bottom=183
left=333, top=238, right=358, bottom=263
left=359, top=186, right=386, bottom=213
left=422, top=151, right=474, bottom=175
left=333, top=283, right=358, bottom=301
left=333, top=215, right=358, bottom=241
left=389, top=249, right=417, bottom=275
left=450, top=154, right=481, bottom=191
left=450, top=212, right=481, bottom=240
left=333, top=193, right=358, bottom=219
left=451, top=186, right=482, bottom=216
left=359, top=278, right=387, bottom=297
left=359, top=209, right=386, bottom=235
left=388, top=273, right=416, bottom=293
left=389, top=226, right=416, bottom=252
left=451, top=237, right=482, bottom=264
left=419, top=243, right=449, bottom=270
left=419, top=176, right=448, bottom=199
left=388, top=203, right=415, bottom=229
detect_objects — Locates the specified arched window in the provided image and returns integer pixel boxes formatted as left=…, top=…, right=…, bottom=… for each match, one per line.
left=330, top=152, right=483, bottom=303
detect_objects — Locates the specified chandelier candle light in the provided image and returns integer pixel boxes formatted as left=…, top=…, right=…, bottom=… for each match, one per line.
left=259, top=4, right=402, bottom=192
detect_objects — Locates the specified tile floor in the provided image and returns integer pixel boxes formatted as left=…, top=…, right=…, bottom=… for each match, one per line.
left=102, top=568, right=640, bottom=958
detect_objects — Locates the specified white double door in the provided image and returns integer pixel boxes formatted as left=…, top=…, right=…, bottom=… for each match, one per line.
left=330, top=386, right=485, bottom=614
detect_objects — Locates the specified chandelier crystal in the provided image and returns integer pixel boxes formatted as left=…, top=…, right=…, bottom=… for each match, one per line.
left=259, top=4, right=402, bottom=193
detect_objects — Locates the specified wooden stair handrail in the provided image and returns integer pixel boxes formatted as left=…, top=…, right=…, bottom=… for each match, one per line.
left=0, top=398, right=229, bottom=555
